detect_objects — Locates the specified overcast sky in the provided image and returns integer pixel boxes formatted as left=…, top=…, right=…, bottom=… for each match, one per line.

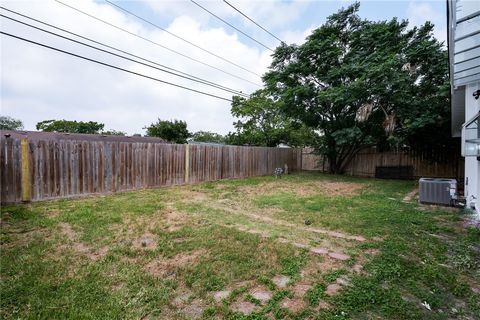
left=1, top=0, right=447, bottom=135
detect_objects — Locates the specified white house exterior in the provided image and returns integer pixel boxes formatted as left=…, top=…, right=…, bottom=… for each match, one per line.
left=448, top=0, right=480, bottom=212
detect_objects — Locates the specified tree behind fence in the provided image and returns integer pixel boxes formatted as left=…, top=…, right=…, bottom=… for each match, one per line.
left=0, top=135, right=301, bottom=203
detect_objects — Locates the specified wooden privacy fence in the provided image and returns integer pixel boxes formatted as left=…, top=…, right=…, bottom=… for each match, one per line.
left=0, top=132, right=301, bottom=203
left=302, top=148, right=464, bottom=180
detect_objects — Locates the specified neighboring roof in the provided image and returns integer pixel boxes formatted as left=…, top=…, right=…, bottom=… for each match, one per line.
left=0, top=130, right=168, bottom=143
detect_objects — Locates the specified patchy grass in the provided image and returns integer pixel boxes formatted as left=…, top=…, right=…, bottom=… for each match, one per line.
left=1, top=172, right=479, bottom=319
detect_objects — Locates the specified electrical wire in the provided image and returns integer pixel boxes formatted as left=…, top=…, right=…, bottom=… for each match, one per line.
left=189, top=0, right=274, bottom=52
left=104, top=0, right=261, bottom=77
left=0, top=31, right=233, bottom=102
left=0, top=6, right=249, bottom=97
left=54, top=0, right=262, bottom=87
left=0, top=11, right=249, bottom=97
left=222, top=0, right=284, bottom=43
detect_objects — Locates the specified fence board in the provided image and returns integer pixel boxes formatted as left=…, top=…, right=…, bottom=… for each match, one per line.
left=302, top=148, right=464, bottom=181
left=0, top=134, right=300, bottom=203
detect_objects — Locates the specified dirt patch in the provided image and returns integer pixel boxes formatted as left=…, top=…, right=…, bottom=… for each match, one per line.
left=145, top=249, right=207, bottom=277
left=162, top=209, right=190, bottom=232
left=132, top=232, right=157, bottom=250
left=403, top=188, right=418, bottom=202
left=59, top=222, right=77, bottom=241
left=58, top=222, right=109, bottom=261
left=238, top=180, right=364, bottom=197
left=301, top=257, right=341, bottom=280
left=209, top=203, right=366, bottom=242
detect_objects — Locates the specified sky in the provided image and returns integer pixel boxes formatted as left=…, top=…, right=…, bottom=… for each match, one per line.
left=0, top=0, right=448, bottom=135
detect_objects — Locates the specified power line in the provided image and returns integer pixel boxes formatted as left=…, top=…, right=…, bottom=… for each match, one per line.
left=54, top=0, right=262, bottom=87
left=104, top=0, right=261, bottom=78
left=222, top=0, right=283, bottom=43
left=0, top=31, right=233, bottom=102
left=0, top=10, right=249, bottom=97
left=189, top=0, right=274, bottom=52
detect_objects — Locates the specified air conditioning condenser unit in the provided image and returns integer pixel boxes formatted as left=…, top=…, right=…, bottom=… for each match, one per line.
left=419, top=178, right=457, bottom=206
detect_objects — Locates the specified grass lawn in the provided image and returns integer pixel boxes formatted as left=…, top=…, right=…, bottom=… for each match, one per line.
left=1, top=172, right=479, bottom=319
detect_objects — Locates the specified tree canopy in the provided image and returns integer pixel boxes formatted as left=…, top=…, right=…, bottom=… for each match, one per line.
left=102, top=130, right=126, bottom=136
left=226, top=90, right=317, bottom=147
left=263, top=2, right=450, bottom=173
left=36, top=119, right=104, bottom=134
left=189, top=131, right=225, bottom=144
left=145, top=119, right=191, bottom=144
left=0, top=116, right=23, bottom=130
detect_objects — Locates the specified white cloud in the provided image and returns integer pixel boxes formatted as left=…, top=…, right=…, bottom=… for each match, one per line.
left=0, top=0, right=273, bottom=135
left=407, top=1, right=447, bottom=44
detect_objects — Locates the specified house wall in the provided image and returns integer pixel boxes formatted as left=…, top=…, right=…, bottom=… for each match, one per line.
left=463, top=82, right=480, bottom=211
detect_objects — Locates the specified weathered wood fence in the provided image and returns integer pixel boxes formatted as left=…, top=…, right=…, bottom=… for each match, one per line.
left=0, top=132, right=301, bottom=203
left=302, top=148, right=464, bottom=180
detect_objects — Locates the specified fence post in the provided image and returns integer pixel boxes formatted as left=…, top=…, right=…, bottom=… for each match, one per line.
left=184, top=143, right=189, bottom=183
left=20, top=138, right=31, bottom=202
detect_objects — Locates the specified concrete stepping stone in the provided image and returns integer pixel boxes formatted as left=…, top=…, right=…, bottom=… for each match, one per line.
left=328, top=252, right=350, bottom=260
left=325, top=283, right=341, bottom=296
left=310, top=247, right=328, bottom=255
left=293, top=242, right=309, bottom=249
left=336, top=275, right=351, bottom=286
left=213, top=290, right=231, bottom=302
left=272, top=275, right=290, bottom=288
left=251, top=288, right=272, bottom=302
left=280, top=297, right=304, bottom=312
left=181, top=302, right=203, bottom=319
left=173, top=292, right=191, bottom=306
left=291, top=283, right=311, bottom=297
left=352, top=263, right=363, bottom=272
left=230, top=301, right=257, bottom=315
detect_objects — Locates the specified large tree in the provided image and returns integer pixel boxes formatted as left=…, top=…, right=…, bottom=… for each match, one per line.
left=0, top=116, right=23, bottom=130
left=145, top=119, right=191, bottom=144
left=263, top=3, right=450, bottom=173
left=189, top=131, right=225, bottom=144
left=36, top=119, right=104, bottom=134
left=226, top=90, right=317, bottom=147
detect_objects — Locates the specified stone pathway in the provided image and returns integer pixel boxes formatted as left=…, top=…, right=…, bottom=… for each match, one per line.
left=230, top=301, right=257, bottom=315
left=272, top=275, right=290, bottom=288
left=213, top=290, right=231, bottom=302
left=310, top=246, right=351, bottom=261
left=251, top=287, right=272, bottom=302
